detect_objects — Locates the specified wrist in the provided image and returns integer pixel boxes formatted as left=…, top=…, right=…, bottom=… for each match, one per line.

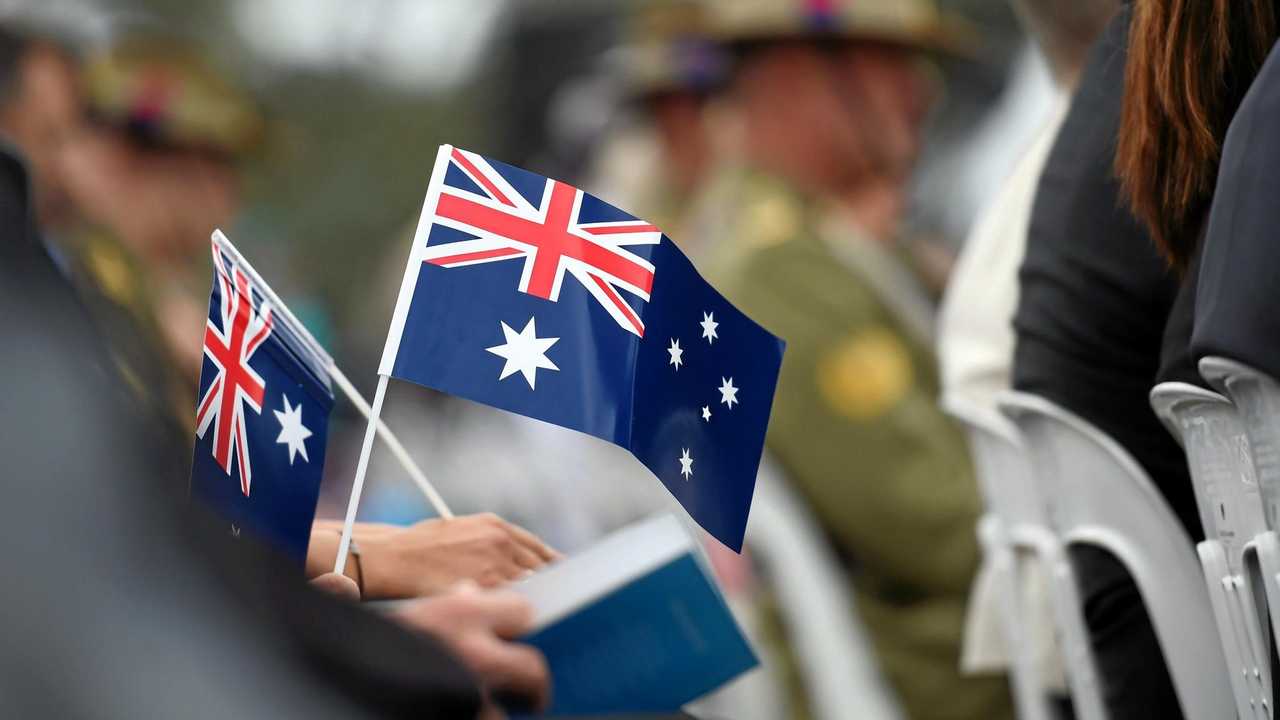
left=352, top=531, right=398, bottom=600
left=306, top=528, right=366, bottom=596
left=305, top=529, right=339, bottom=579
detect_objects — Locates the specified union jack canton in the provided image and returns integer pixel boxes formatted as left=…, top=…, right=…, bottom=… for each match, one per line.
left=422, top=147, right=660, bottom=336
left=196, top=244, right=274, bottom=496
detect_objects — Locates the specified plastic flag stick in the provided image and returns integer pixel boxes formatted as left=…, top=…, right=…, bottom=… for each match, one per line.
left=335, top=374, right=387, bottom=575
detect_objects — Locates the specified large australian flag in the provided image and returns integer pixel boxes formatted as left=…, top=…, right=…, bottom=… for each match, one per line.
left=190, top=235, right=335, bottom=566
left=380, top=146, right=785, bottom=550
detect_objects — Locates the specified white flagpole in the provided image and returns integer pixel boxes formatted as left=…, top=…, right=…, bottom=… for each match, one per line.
left=328, top=365, right=453, bottom=519
left=333, top=144, right=456, bottom=573
left=335, top=373, right=389, bottom=575
left=210, top=230, right=452, bottom=519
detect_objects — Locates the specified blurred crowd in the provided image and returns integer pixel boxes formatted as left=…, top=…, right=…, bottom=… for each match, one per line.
left=9, top=0, right=1280, bottom=718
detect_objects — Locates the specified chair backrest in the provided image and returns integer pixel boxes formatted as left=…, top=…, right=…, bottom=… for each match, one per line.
left=943, top=393, right=1060, bottom=720
left=1150, top=382, right=1267, bottom=565
left=999, top=391, right=1235, bottom=720
left=1199, top=357, right=1280, bottom=716
left=1202, top=357, right=1280, bottom=531
left=1150, top=382, right=1272, bottom=718
left=943, top=394, right=1050, bottom=534
left=747, top=457, right=904, bottom=720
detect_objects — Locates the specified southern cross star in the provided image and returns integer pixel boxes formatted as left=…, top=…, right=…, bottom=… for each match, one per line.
left=668, top=338, right=683, bottom=370
left=486, top=317, right=559, bottom=390
left=679, top=448, right=694, bottom=480
left=701, top=405, right=711, bottom=422
left=718, top=376, right=739, bottom=409
left=700, top=311, right=719, bottom=344
left=273, top=394, right=312, bottom=465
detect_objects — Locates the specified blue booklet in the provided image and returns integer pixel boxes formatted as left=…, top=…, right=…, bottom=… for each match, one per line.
left=512, top=514, right=758, bottom=716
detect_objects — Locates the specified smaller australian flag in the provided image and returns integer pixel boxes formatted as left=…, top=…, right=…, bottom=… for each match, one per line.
left=190, top=235, right=335, bottom=566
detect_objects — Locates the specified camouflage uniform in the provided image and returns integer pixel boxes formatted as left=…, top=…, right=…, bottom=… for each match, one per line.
left=690, top=1, right=1009, bottom=717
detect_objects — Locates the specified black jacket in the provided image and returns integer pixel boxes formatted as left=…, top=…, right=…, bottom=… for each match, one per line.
left=1012, top=6, right=1201, bottom=541
left=1194, top=39, right=1280, bottom=380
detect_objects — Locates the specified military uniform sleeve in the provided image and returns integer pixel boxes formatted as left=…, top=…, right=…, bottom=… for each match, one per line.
left=726, top=239, right=982, bottom=597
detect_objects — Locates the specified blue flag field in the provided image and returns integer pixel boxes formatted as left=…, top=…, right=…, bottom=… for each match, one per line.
left=379, top=146, right=784, bottom=550
left=190, top=236, right=335, bottom=566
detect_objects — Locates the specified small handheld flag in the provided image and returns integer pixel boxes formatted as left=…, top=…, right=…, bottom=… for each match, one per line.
left=370, top=145, right=785, bottom=551
left=208, top=231, right=454, bottom=523
left=190, top=238, right=336, bottom=565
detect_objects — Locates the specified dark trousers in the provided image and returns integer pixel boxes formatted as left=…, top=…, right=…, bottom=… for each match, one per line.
left=1070, top=545, right=1184, bottom=719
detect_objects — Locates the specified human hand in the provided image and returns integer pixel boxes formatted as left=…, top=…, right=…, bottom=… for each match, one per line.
left=308, top=572, right=361, bottom=601
left=311, top=514, right=560, bottom=600
left=395, top=582, right=549, bottom=717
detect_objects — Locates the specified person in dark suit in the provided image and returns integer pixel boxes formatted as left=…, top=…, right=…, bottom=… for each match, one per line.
left=1010, top=10, right=1188, bottom=716
left=1190, top=41, right=1280, bottom=382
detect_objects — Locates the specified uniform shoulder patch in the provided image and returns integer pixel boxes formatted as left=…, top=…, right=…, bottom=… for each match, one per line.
left=86, top=240, right=138, bottom=307
left=741, top=187, right=804, bottom=251
left=816, top=327, right=914, bottom=420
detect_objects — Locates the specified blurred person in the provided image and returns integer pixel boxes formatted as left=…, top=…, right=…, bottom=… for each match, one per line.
left=938, top=0, right=1117, bottom=412
left=589, top=0, right=725, bottom=237
left=37, top=34, right=559, bottom=600
left=0, top=134, right=548, bottom=720
left=0, top=25, right=80, bottom=234
left=685, top=1, right=1013, bottom=718
left=0, top=27, right=194, bottom=481
left=935, top=0, right=1116, bottom=707
left=58, top=35, right=260, bottom=388
left=1010, top=1, right=1277, bottom=716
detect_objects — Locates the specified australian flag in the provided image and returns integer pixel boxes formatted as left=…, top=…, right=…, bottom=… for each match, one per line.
left=190, top=234, right=335, bottom=566
left=380, top=146, right=785, bottom=550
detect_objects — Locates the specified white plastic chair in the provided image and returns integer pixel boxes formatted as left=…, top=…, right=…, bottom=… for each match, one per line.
left=943, top=394, right=1077, bottom=720
left=745, top=457, right=904, bottom=720
left=999, top=391, right=1235, bottom=720
left=1202, top=357, right=1280, bottom=529
left=1151, top=383, right=1271, bottom=719
left=1203, top=357, right=1280, bottom=706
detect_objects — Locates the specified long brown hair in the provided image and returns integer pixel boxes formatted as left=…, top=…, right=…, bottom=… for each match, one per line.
left=1116, top=0, right=1276, bottom=269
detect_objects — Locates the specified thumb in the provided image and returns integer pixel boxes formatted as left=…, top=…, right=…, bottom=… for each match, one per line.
left=310, top=572, right=361, bottom=601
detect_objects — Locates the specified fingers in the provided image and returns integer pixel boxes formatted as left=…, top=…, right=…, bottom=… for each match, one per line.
left=504, top=522, right=561, bottom=564
left=472, top=590, right=536, bottom=638
left=309, top=572, right=361, bottom=601
left=470, top=639, right=551, bottom=713
left=472, top=513, right=558, bottom=576
left=436, top=584, right=534, bottom=638
left=508, top=541, right=544, bottom=573
left=394, top=587, right=549, bottom=712
left=464, top=512, right=559, bottom=564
